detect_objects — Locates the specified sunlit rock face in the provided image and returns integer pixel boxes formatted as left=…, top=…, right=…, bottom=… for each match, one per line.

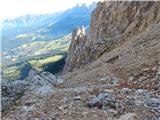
left=64, top=26, right=89, bottom=72
left=64, top=1, right=160, bottom=73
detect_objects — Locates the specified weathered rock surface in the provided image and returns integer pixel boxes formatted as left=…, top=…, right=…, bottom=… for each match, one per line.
left=1, top=69, right=63, bottom=112
left=64, top=26, right=88, bottom=72
left=64, top=1, right=160, bottom=73
left=27, top=69, right=63, bottom=88
left=2, top=1, right=160, bottom=120
left=1, top=80, right=28, bottom=111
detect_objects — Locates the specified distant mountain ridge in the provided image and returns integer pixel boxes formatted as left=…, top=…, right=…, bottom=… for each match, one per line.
left=1, top=2, right=96, bottom=81
left=2, top=13, right=60, bottom=29
left=2, top=3, right=96, bottom=34
left=2, top=2, right=96, bottom=51
left=47, top=3, right=96, bottom=35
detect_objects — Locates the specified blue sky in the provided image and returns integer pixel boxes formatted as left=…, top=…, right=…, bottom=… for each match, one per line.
left=0, top=0, right=100, bottom=19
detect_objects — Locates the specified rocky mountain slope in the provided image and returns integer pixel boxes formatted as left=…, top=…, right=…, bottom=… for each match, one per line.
left=64, top=1, right=160, bottom=72
left=1, top=1, right=160, bottom=120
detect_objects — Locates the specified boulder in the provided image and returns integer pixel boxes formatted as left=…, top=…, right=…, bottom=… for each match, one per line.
left=1, top=69, right=63, bottom=111
left=1, top=80, right=29, bottom=111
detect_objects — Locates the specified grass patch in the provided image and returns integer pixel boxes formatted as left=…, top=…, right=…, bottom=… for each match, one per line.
left=2, top=33, right=71, bottom=80
left=28, top=55, right=64, bottom=71
left=2, top=67, right=20, bottom=80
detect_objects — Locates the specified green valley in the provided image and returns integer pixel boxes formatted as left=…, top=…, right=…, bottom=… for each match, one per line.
left=1, top=33, right=71, bottom=80
left=1, top=3, right=96, bottom=81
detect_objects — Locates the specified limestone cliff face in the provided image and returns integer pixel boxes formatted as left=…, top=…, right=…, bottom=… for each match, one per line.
left=64, top=26, right=88, bottom=72
left=64, top=1, right=160, bottom=73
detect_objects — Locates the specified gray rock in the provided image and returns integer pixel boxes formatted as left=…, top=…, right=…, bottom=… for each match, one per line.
left=135, top=89, right=145, bottom=94
left=74, top=96, right=81, bottom=101
left=102, top=98, right=117, bottom=111
left=97, top=92, right=109, bottom=99
left=30, top=118, right=49, bottom=120
left=86, top=97, right=102, bottom=108
left=1, top=69, right=62, bottom=111
left=122, top=88, right=132, bottom=94
left=152, top=117, right=160, bottom=120
left=34, top=86, right=53, bottom=96
left=144, top=98, right=160, bottom=108
left=135, top=89, right=150, bottom=97
left=1, top=80, right=28, bottom=111
left=116, top=113, right=137, bottom=120
left=21, top=105, right=34, bottom=113
left=27, top=70, right=60, bottom=87
left=1, top=97, right=15, bottom=111
left=124, top=97, right=135, bottom=106
left=86, top=92, right=109, bottom=108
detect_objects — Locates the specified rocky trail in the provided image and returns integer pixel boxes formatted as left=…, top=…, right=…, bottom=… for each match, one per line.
left=1, top=1, right=160, bottom=120
left=1, top=61, right=160, bottom=120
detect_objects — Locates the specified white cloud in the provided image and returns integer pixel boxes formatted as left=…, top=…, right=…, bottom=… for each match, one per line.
left=0, top=0, right=99, bottom=19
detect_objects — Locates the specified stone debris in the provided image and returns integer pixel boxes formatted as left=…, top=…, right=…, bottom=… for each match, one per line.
left=1, top=80, right=28, bottom=111
left=1, top=69, right=63, bottom=112
left=86, top=92, right=109, bottom=109
left=2, top=1, right=160, bottom=120
left=144, top=98, right=160, bottom=111
left=74, top=96, right=81, bottom=101
left=115, top=113, right=137, bottom=120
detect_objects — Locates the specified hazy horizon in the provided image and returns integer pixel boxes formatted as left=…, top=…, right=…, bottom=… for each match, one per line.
left=0, top=0, right=100, bottom=19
